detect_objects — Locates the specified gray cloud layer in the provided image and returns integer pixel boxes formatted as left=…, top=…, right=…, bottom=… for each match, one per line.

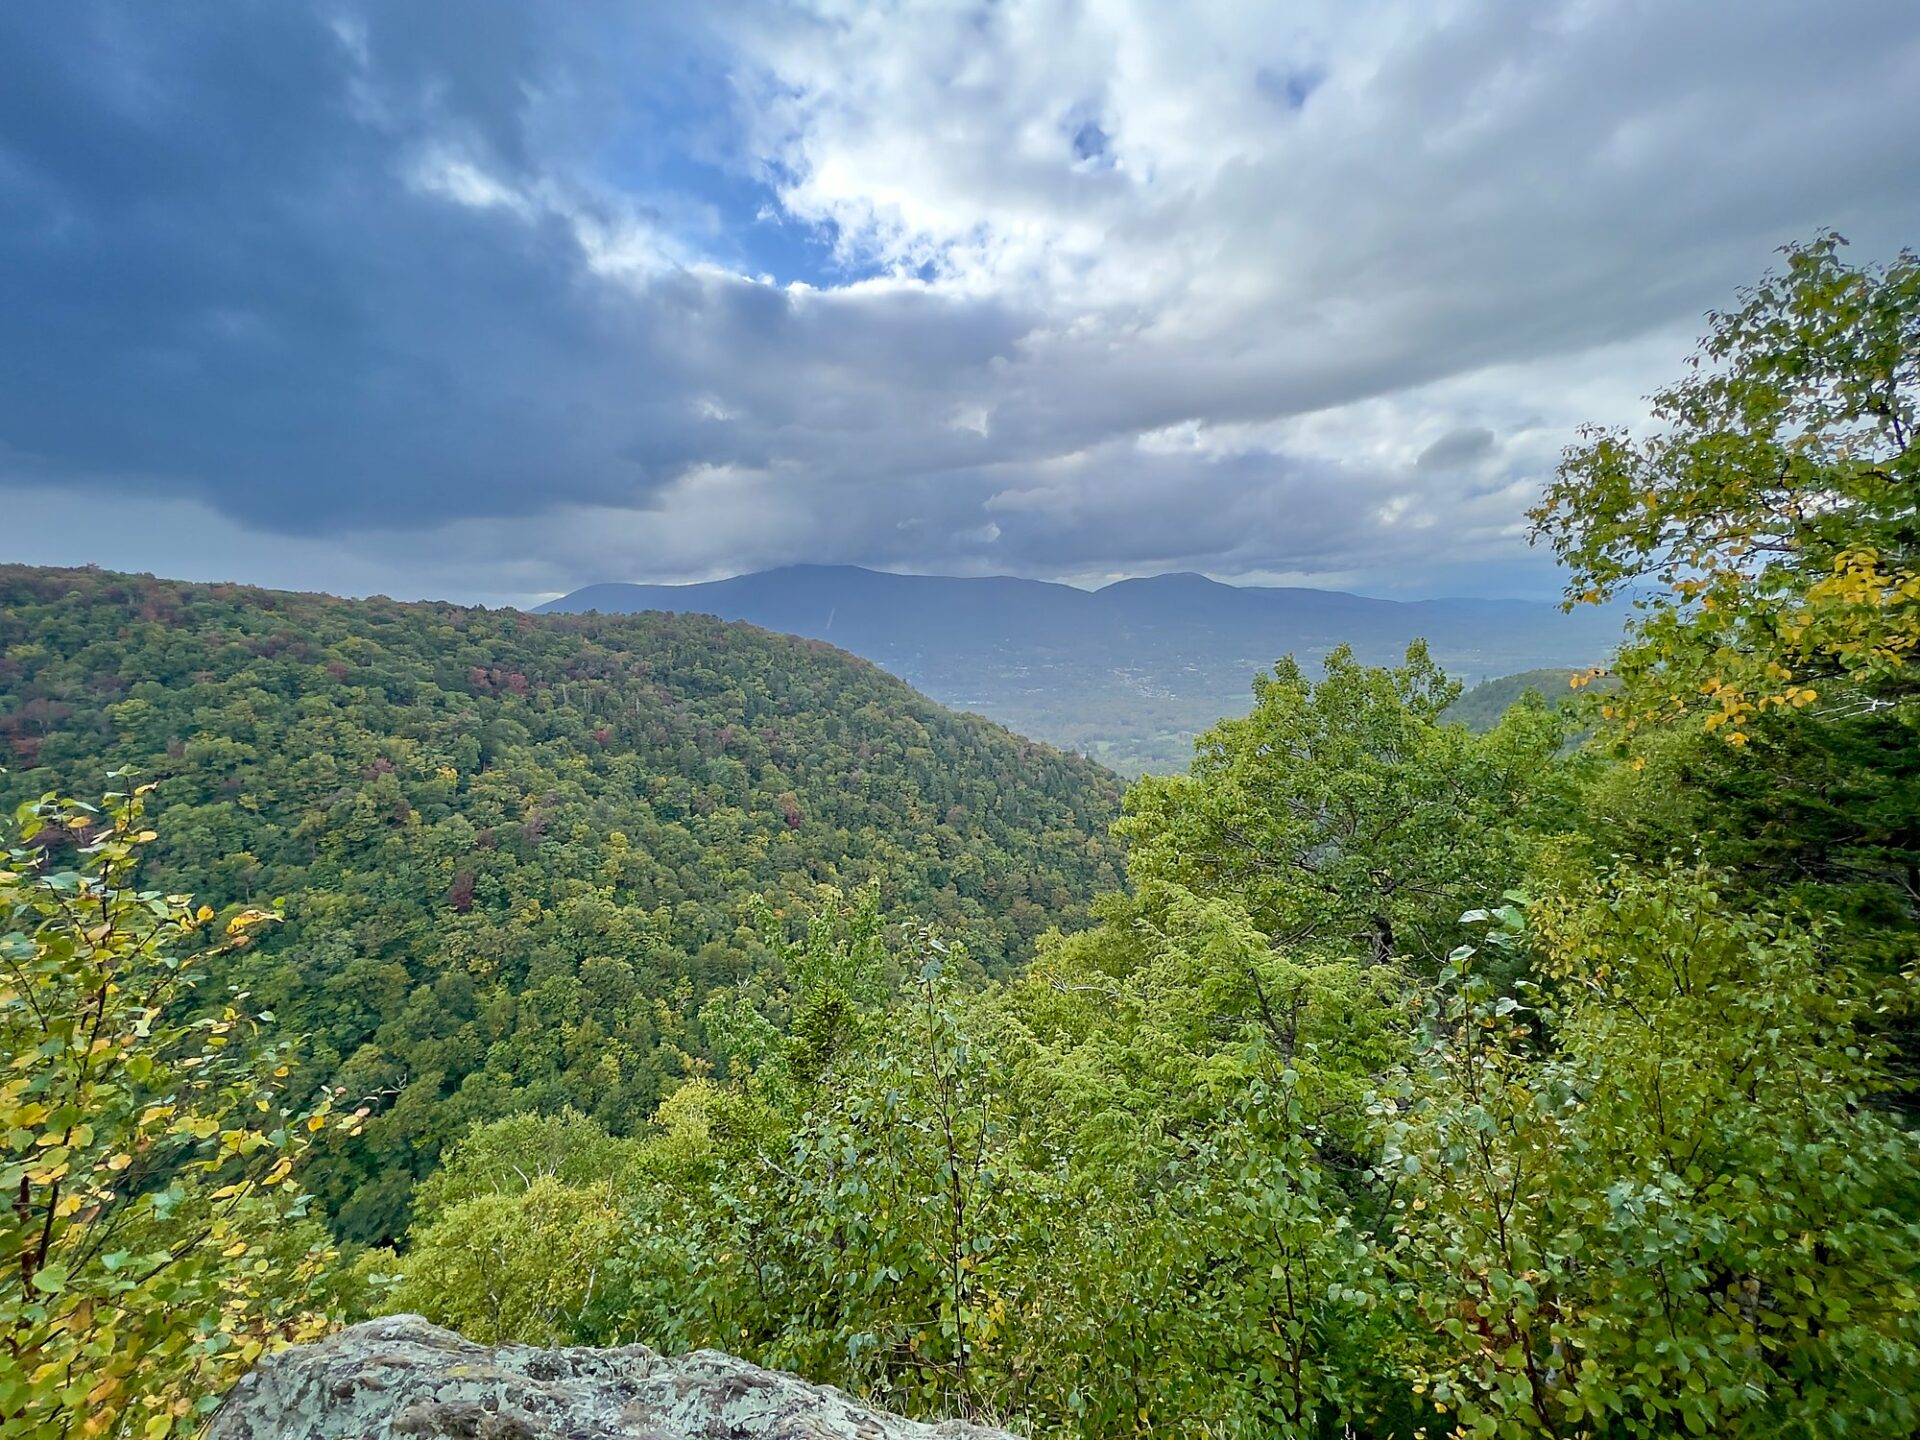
left=3, top=0, right=1918, bottom=603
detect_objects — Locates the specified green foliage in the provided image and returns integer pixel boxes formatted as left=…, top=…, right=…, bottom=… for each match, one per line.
left=1119, top=643, right=1572, bottom=968
left=0, top=567, right=1121, bottom=1241
left=0, top=785, right=347, bottom=1440
left=379, top=634, right=1919, bottom=1438
left=1534, top=232, right=1920, bottom=739
left=410, top=1106, right=643, bottom=1215
left=1532, top=234, right=1920, bottom=1101
left=18, top=233, right=1920, bottom=1440
left=1389, top=869, right=1920, bottom=1437
left=1572, top=708, right=1920, bottom=988
left=387, top=1175, right=627, bottom=1347
left=390, top=878, right=1422, bottom=1436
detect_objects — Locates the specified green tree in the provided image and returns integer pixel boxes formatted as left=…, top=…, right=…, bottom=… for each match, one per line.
left=378, top=1108, right=643, bottom=1346
left=0, top=784, right=345, bottom=1440
left=1533, top=232, right=1920, bottom=741
left=1118, top=643, right=1570, bottom=969
left=0, top=565, right=1124, bottom=1242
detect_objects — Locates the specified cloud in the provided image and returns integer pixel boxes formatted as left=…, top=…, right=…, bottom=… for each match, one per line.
left=2, top=0, right=1918, bottom=603
left=1417, top=427, right=1497, bottom=471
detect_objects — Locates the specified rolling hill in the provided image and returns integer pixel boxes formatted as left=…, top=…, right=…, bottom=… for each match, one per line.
left=543, top=566, right=1626, bottom=772
left=0, top=565, right=1124, bottom=1240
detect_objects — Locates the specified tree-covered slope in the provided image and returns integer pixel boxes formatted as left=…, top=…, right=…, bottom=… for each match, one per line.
left=1443, top=667, right=1587, bottom=730
left=0, top=566, right=1124, bottom=1241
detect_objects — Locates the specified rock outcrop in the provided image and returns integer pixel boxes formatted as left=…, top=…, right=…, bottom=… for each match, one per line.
left=207, top=1315, right=1016, bottom=1440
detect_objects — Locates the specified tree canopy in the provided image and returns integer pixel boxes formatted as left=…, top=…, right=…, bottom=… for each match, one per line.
left=1534, top=232, right=1920, bottom=739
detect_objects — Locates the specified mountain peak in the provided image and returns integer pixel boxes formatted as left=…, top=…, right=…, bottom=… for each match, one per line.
left=1098, top=570, right=1223, bottom=592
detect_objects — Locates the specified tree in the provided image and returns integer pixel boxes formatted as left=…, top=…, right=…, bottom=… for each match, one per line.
left=387, top=1177, right=627, bottom=1347
left=1533, top=233, right=1920, bottom=741
left=0, top=564, right=1125, bottom=1242
left=0, top=783, right=345, bottom=1440
left=1118, top=644, right=1570, bottom=970
left=378, top=1108, right=642, bottom=1346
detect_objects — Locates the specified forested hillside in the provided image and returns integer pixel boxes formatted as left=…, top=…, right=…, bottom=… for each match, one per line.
left=1442, top=667, right=1617, bottom=731
left=0, top=567, right=1122, bottom=1241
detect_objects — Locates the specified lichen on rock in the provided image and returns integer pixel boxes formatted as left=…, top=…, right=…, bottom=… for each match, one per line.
left=207, top=1315, right=1016, bottom=1440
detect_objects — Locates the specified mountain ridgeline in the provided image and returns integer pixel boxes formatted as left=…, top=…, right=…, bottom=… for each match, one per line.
left=0, top=565, right=1123, bottom=1241
left=542, top=566, right=1624, bottom=771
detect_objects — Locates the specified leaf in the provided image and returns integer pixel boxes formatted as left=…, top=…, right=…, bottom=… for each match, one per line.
left=31, top=1262, right=69, bottom=1294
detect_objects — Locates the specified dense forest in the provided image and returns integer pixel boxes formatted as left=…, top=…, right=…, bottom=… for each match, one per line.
left=4, top=235, right=1919, bottom=1438
left=0, top=575, right=1122, bottom=1242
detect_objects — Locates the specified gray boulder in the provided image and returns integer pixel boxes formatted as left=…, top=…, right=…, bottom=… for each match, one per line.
left=208, top=1315, right=1016, bottom=1440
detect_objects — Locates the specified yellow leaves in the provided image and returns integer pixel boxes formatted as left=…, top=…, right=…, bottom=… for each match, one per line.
left=2, top=790, right=342, bottom=1429
left=306, top=1114, right=327, bottom=1132
left=85, top=1373, right=124, bottom=1407
left=225, top=907, right=278, bottom=937
left=10, top=1100, right=50, bottom=1128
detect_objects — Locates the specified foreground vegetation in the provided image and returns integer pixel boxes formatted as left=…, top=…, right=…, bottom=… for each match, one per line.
left=3, top=235, right=1917, bottom=1437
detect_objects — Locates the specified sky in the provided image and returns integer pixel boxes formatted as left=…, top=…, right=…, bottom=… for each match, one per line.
left=3, top=1, right=1918, bottom=608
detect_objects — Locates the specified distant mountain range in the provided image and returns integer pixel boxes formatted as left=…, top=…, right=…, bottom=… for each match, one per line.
left=540, top=566, right=1625, bottom=773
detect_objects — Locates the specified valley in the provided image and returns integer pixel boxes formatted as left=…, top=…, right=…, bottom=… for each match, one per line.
left=543, top=566, right=1624, bottom=772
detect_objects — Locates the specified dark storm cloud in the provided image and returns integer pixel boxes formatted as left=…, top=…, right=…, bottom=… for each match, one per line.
left=2, top=0, right=1919, bottom=602
left=0, top=4, right=599, bottom=523
left=0, top=2, right=1041, bottom=538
